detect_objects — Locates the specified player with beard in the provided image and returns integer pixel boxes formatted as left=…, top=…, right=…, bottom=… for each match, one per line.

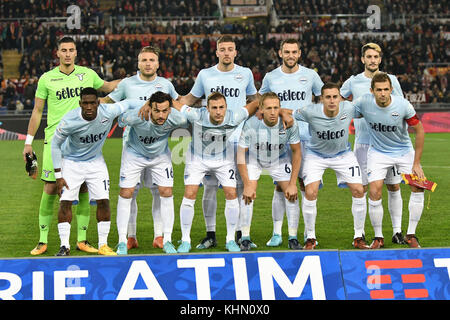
left=341, top=43, right=405, bottom=247
left=179, top=36, right=258, bottom=250
left=101, top=46, right=179, bottom=251
left=258, top=38, right=323, bottom=247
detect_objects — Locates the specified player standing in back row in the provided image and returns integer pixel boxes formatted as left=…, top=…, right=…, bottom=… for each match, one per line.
left=258, top=38, right=323, bottom=247
left=179, top=35, right=258, bottom=249
left=23, top=36, right=120, bottom=256
left=100, top=46, right=179, bottom=251
left=353, top=72, right=426, bottom=249
left=340, top=43, right=406, bottom=246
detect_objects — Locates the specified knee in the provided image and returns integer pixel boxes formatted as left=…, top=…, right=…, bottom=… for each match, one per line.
left=158, top=187, right=173, bottom=198
left=386, top=184, right=400, bottom=192
left=120, top=188, right=134, bottom=199
left=351, top=185, right=365, bottom=198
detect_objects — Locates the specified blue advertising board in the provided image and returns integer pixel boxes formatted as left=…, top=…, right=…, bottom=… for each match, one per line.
left=0, top=250, right=344, bottom=300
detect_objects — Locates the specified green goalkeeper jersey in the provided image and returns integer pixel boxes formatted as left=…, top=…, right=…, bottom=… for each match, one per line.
left=35, top=65, right=104, bottom=137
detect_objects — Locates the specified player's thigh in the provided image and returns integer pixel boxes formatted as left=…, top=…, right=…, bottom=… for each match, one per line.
left=267, top=159, right=292, bottom=183
left=84, top=157, right=110, bottom=201
left=41, top=135, right=56, bottom=182
left=367, top=149, right=397, bottom=183
left=333, top=152, right=363, bottom=186
left=247, top=163, right=263, bottom=181
left=354, top=143, right=369, bottom=186
left=60, top=159, right=86, bottom=202
left=119, top=149, right=147, bottom=189
left=384, top=165, right=402, bottom=185
left=184, top=160, right=208, bottom=186
left=302, top=153, right=327, bottom=187
left=148, top=155, right=174, bottom=188
left=394, top=150, right=416, bottom=175
left=213, top=161, right=238, bottom=188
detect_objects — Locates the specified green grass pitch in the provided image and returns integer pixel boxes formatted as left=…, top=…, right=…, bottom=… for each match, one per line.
left=0, top=133, right=448, bottom=258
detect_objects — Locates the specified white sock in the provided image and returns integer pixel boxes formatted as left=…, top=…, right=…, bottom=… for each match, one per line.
left=160, top=196, right=174, bottom=244
left=407, top=192, right=424, bottom=235
left=302, top=198, right=317, bottom=239
left=202, top=184, right=218, bottom=232
left=180, top=197, right=196, bottom=243
left=236, top=184, right=244, bottom=232
left=225, top=198, right=240, bottom=242
left=352, top=196, right=367, bottom=239
left=127, top=188, right=139, bottom=238
left=286, top=198, right=300, bottom=237
left=240, top=201, right=253, bottom=237
left=272, top=190, right=285, bottom=235
left=58, top=222, right=71, bottom=249
left=150, top=187, right=163, bottom=238
left=388, top=190, right=403, bottom=235
left=98, top=221, right=110, bottom=248
left=368, top=198, right=384, bottom=238
left=117, top=195, right=132, bottom=244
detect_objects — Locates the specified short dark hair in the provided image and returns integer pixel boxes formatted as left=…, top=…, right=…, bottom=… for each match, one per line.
left=321, top=82, right=340, bottom=95
left=149, top=91, right=173, bottom=108
left=58, top=36, right=76, bottom=48
left=80, top=87, right=98, bottom=98
left=371, top=72, right=392, bottom=89
left=217, top=35, right=235, bottom=46
left=280, top=38, right=300, bottom=50
left=207, top=91, right=226, bottom=106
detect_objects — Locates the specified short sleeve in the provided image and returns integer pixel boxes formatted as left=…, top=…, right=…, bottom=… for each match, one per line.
left=35, top=75, right=48, bottom=100
left=189, top=70, right=205, bottom=98
left=312, top=71, right=324, bottom=96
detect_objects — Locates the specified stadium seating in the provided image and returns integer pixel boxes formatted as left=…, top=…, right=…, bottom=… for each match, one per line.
left=0, top=0, right=448, bottom=109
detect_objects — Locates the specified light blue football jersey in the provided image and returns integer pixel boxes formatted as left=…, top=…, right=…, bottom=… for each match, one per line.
left=118, top=105, right=188, bottom=158
left=107, top=72, right=179, bottom=145
left=294, top=101, right=356, bottom=158
left=353, top=94, right=416, bottom=157
left=52, top=100, right=138, bottom=168
left=190, top=64, right=257, bottom=142
left=108, top=72, right=179, bottom=102
left=259, top=65, right=324, bottom=141
left=181, top=105, right=249, bottom=160
left=340, top=72, right=403, bottom=145
left=239, top=116, right=300, bottom=166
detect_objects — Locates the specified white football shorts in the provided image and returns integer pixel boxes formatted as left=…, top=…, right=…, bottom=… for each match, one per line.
left=367, top=148, right=415, bottom=183
left=354, top=143, right=402, bottom=185
left=119, top=148, right=174, bottom=189
left=184, top=150, right=237, bottom=188
left=60, top=157, right=110, bottom=201
left=302, top=151, right=363, bottom=187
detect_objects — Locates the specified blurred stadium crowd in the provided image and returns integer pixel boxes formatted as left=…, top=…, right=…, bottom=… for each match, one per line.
left=0, top=0, right=448, bottom=113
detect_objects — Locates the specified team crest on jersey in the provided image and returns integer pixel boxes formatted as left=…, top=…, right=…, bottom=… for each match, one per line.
left=279, top=128, right=286, bottom=135
left=43, top=170, right=52, bottom=178
left=234, top=73, right=243, bottom=82
left=299, top=77, right=308, bottom=85
left=340, top=113, right=348, bottom=121
left=101, top=118, right=109, bottom=124
left=75, top=73, right=85, bottom=81
left=391, top=111, right=400, bottom=119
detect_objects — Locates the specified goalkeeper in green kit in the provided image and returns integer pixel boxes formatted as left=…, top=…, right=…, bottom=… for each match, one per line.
left=22, top=37, right=120, bottom=255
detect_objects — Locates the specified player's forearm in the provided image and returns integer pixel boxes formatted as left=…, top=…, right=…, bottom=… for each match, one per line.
left=413, top=123, right=425, bottom=166
left=290, top=146, right=301, bottom=186
left=237, top=163, right=251, bottom=186
left=99, top=96, right=116, bottom=104
left=100, top=79, right=121, bottom=93
left=26, top=98, right=45, bottom=139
